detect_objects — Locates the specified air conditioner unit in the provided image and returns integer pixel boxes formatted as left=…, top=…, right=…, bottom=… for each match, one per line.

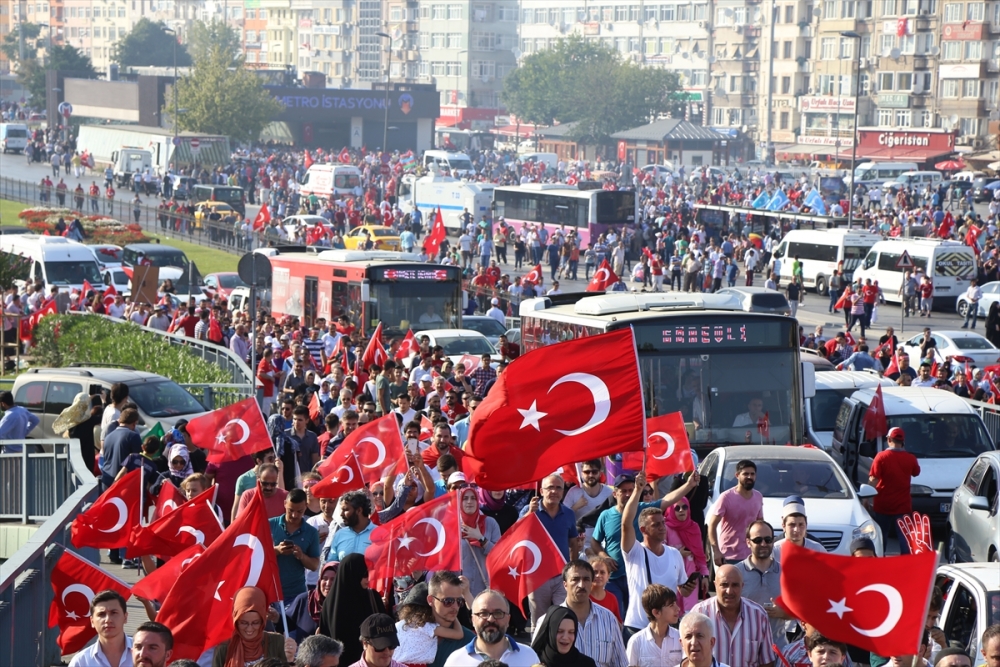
left=734, top=24, right=743, bottom=33
left=859, top=57, right=867, bottom=67
left=698, top=20, right=707, bottom=28
left=605, top=22, right=614, bottom=30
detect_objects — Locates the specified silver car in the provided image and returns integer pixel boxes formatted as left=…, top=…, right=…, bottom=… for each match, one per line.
left=948, top=451, right=1000, bottom=563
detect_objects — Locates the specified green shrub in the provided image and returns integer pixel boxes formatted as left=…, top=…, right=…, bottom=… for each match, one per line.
left=31, top=315, right=231, bottom=384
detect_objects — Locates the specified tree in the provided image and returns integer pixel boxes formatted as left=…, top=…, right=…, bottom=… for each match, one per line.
left=17, top=45, right=97, bottom=103
left=185, top=20, right=242, bottom=66
left=113, top=18, right=191, bottom=68
left=1, top=23, right=41, bottom=63
left=167, top=44, right=282, bottom=143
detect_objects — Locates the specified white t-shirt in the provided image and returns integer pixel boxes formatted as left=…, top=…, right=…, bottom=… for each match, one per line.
left=306, top=514, right=334, bottom=586
left=562, top=484, right=613, bottom=523
left=395, top=620, right=440, bottom=663
left=623, top=540, right=686, bottom=629
left=625, top=625, right=683, bottom=667
left=107, top=302, right=127, bottom=318
left=771, top=537, right=825, bottom=563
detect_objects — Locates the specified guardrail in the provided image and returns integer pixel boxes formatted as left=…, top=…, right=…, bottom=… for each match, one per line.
left=0, top=438, right=98, bottom=667
left=0, top=440, right=82, bottom=523
left=180, top=382, right=252, bottom=410
left=969, top=398, right=1000, bottom=446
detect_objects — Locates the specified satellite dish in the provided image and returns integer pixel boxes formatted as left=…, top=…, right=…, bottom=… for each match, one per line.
left=881, top=46, right=892, bottom=57
left=715, top=86, right=726, bottom=96
left=682, top=51, right=690, bottom=59
left=949, top=114, right=959, bottom=125
left=741, top=125, right=749, bottom=133
left=813, top=7, right=822, bottom=16
left=889, top=47, right=901, bottom=59
left=724, top=7, right=734, bottom=17
left=512, top=48, right=522, bottom=59
left=708, top=55, right=717, bottom=63
left=929, top=45, right=940, bottom=55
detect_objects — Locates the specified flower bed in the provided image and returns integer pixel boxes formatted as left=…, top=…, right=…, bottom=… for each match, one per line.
left=16, top=206, right=150, bottom=244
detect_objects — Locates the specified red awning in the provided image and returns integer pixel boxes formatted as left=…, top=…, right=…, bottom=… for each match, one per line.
left=856, top=145, right=953, bottom=162
left=492, top=123, right=540, bottom=137
left=435, top=117, right=462, bottom=128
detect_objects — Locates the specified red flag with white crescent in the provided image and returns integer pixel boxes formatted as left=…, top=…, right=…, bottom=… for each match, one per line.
left=621, top=412, right=694, bottom=478
left=130, top=543, right=204, bottom=603
left=127, top=486, right=223, bottom=558
left=311, top=449, right=365, bottom=498
left=360, top=322, right=388, bottom=369
left=184, top=397, right=272, bottom=464
left=252, top=202, right=271, bottom=231
left=49, top=549, right=132, bottom=654
left=315, top=414, right=404, bottom=486
left=365, top=492, right=461, bottom=580
left=152, top=479, right=186, bottom=521
left=70, top=468, right=142, bottom=549
left=586, top=259, right=619, bottom=292
left=523, top=264, right=543, bottom=285
left=485, top=513, right=566, bottom=614
left=395, top=329, right=418, bottom=360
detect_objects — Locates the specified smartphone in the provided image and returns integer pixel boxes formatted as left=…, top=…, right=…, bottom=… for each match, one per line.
left=685, top=572, right=701, bottom=585
left=405, top=437, right=420, bottom=455
left=282, top=540, right=294, bottom=548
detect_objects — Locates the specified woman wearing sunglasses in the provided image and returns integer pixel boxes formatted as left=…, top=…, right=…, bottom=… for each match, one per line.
left=664, top=498, right=709, bottom=613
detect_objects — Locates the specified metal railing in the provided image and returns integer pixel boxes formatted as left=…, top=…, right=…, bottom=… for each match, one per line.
left=0, top=440, right=82, bottom=523
left=180, top=382, right=253, bottom=410
left=969, top=397, right=1000, bottom=447
left=0, top=438, right=98, bottom=667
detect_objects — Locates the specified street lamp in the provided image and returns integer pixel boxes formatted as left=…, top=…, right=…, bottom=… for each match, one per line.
left=164, top=27, right=180, bottom=172
left=841, top=30, right=862, bottom=229
left=375, top=31, right=392, bottom=153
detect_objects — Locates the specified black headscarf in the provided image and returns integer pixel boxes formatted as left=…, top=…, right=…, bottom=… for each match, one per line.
left=319, top=553, right=386, bottom=664
left=530, top=607, right=597, bottom=667
left=986, top=302, right=1000, bottom=347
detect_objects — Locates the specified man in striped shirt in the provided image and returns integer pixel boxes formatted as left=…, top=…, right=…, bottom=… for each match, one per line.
left=302, top=327, right=327, bottom=369
left=533, top=559, right=627, bottom=667
left=690, top=565, right=776, bottom=667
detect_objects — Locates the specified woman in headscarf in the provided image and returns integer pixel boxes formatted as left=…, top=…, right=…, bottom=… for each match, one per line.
left=283, top=561, right=338, bottom=641
left=478, top=487, right=518, bottom=534
left=458, top=486, right=500, bottom=597
left=530, top=607, right=597, bottom=667
left=54, top=392, right=102, bottom=476
left=319, top=552, right=386, bottom=664
left=985, top=302, right=1000, bottom=348
left=163, top=444, right=194, bottom=488
left=663, top=497, right=708, bottom=613
left=212, top=586, right=296, bottom=667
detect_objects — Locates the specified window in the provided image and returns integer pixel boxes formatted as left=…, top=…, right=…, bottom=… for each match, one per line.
left=419, top=33, right=430, bottom=48
left=783, top=41, right=792, bottom=58
left=881, top=0, right=896, bottom=14
left=729, top=75, right=741, bottom=92
left=878, top=71, right=895, bottom=90
left=713, top=107, right=726, bottom=125
left=942, top=40, right=961, bottom=59
left=690, top=70, right=707, bottom=85
left=780, top=111, right=789, bottom=129
left=260, top=9, right=267, bottom=19
left=913, top=71, right=932, bottom=93
left=432, top=4, right=446, bottom=18
left=901, top=0, right=918, bottom=13
left=963, top=79, right=980, bottom=97
left=629, top=4, right=640, bottom=20
left=878, top=108, right=893, bottom=127
left=840, top=37, right=854, bottom=57
left=643, top=5, right=657, bottom=21
left=900, top=34, right=914, bottom=53
left=498, top=5, right=516, bottom=20
left=246, top=51, right=257, bottom=62
left=431, top=61, right=446, bottom=75
left=785, top=4, right=795, bottom=21
left=432, top=33, right=444, bottom=47
left=693, top=3, right=707, bottom=19
left=447, top=4, right=462, bottom=18
left=824, top=0, right=837, bottom=15
left=734, top=6, right=747, bottom=23
left=644, top=37, right=658, bottom=54
left=615, top=5, right=628, bottom=20
left=987, top=81, right=999, bottom=107
left=715, top=7, right=730, bottom=24
left=895, top=109, right=912, bottom=126
left=880, top=34, right=895, bottom=54
left=781, top=75, right=791, bottom=93
left=965, top=41, right=982, bottom=59
left=447, top=33, right=462, bottom=48
left=628, top=37, right=640, bottom=52
left=943, top=2, right=962, bottom=20
left=842, top=0, right=858, bottom=16
left=941, top=79, right=959, bottom=97
left=446, top=61, right=461, bottom=75
left=390, top=6, right=402, bottom=20
left=821, top=36, right=836, bottom=59
left=246, top=30, right=256, bottom=42
left=660, top=4, right=676, bottom=20
left=819, top=74, right=837, bottom=94
left=967, top=2, right=984, bottom=19
left=916, top=32, right=935, bottom=53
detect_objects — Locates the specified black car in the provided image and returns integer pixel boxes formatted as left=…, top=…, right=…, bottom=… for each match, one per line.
left=972, top=177, right=1000, bottom=203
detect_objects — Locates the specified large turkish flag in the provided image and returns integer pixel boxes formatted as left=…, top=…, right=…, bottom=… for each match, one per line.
left=185, top=397, right=272, bottom=464
left=365, top=492, right=461, bottom=580
left=486, top=513, right=566, bottom=614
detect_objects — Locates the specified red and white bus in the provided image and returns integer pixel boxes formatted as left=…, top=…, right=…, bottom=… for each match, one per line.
left=492, top=184, right=638, bottom=246
left=268, top=249, right=464, bottom=337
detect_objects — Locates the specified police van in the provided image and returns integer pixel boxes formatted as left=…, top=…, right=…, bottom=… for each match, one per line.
left=852, top=238, right=976, bottom=309
left=771, top=229, right=881, bottom=294
left=398, top=174, right=494, bottom=233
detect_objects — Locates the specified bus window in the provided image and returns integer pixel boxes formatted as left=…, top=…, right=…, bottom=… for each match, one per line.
left=595, top=191, right=636, bottom=225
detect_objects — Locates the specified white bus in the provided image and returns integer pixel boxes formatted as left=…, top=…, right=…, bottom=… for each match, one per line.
left=299, top=164, right=363, bottom=202
left=492, top=184, right=637, bottom=246
left=771, top=229, right=881, bottom=294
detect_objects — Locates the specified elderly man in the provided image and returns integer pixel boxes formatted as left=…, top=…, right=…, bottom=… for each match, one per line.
left=444, top=590, right=539, bottom=666
left=679, top=612, right=728, bottom=667
left=689, top=565, right=776, bottom=667
left=295, top=635, right=344, bottom=667
left=522, top=473, right=578, bottom=628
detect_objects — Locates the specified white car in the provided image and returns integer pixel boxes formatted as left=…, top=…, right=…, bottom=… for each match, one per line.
left=413, top=328, right=500, bottom=370
left=641, top=164, right=677, bottom=181
left=935, top=564, right=1000, bottom=659
left=901, top=330, right=1000, bottom=369
left=460, top=316, right=508, bottom=347
left=699, top=445, right=882, bottom=557
left=282, top=215, right=332, bottom=240
left=947, top=450, right=1000, bottom=564
left=956, top=281, right=1000, bottom=318
left=89, top=244, right=124, bottom=269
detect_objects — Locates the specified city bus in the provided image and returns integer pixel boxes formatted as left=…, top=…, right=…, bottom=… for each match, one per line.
left=268, top=249, right=464, bottom=337
left=492, top=184, right=637, bottom=246
left=519, top=292, right=813, bottom=454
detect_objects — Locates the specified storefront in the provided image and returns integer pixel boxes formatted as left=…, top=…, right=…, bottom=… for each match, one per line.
left=854, top=128, right=957, bottom=165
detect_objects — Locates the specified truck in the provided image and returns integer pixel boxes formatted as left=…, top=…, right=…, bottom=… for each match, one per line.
left=76, top=125, right=231, bottom=174
left=397, top=174, right=495, bottom=233
left=111, top=147, right=154, bottom=187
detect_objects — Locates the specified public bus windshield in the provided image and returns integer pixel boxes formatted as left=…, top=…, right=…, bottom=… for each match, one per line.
left=367, top=281, right=461, bottom=336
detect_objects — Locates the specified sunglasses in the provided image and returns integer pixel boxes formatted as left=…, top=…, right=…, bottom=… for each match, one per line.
left=673, top=505, right=688, bottom=512
left=431, top=595, right=464, bottom=607
left=260, top=482, right=278, bottom=488
left=750, top=536, right=774, bottom=545
left=171, top=459, right=185, bottom=466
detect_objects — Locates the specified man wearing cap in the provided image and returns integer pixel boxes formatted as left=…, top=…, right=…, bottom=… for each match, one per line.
left=771, top=495, right=825, bottom=563
left=350, top=613, right=406, bottom=667
left=869, top=426, right=920, bottom=554
left=485, top=298, right=505, bottom=326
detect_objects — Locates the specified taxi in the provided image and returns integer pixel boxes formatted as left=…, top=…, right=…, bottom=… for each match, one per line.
left=193, top=201, right=238, bottom=229
left=343, top=225, right=400, bottom=251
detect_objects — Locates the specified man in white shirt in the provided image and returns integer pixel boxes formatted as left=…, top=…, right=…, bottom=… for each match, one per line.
left=771, top=495, right=825, bottom=562
left=68, top=590, right=132, bottom=667
left=146, top=305, right=170, bottom=331
left=107, top=294, right=127, bottom=319
left=486, top=298, right=505, bottom=326
left=625, top=584, right=684, bottom=667
left=444, top=590, right=540, bottom=665
left=621, top=470, right=693, bottom=632
left=562, top=459, right=613, bottom=543
left=962, top=278, right=982, bottom=329
left=131, top=621, right=173, bottom=667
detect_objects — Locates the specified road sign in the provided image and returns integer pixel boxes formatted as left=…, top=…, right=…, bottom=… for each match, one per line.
left=172, top=136, right=181, bottom=146
left=189, top=138, right=201, bottom=155
left=57, top=102, right=72, bottom=118
left=238, top=252, right=272, bottom=288
left=895, top=250, right=916, bottom=270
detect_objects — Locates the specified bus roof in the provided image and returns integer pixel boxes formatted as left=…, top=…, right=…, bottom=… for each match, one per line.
left=519, top=291, right=761, bottom=319
left=269, top=249, right=433, bottom=268
left=494, top=184, right=596, bottom=197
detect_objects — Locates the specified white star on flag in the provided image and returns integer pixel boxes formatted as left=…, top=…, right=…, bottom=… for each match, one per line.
left=398, top=534, right=415, bottom=549
left=827, top=598, right=853, bottom=619
left=517, top=401, right=547, bottom=431
left=508, top=566, right=520, bottom=579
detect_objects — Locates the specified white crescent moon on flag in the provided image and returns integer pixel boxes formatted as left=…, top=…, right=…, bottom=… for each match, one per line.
left=162, top=500, right=178, bottom=514
left=594, top=268, right=609, bottom=283
left=337, top=464, right=355, bottom=484
left=177, top=525, right=206, bottom=545
left=234, top=533, right=264, bottom=588
left=358, top=437, right=387, bottom=468
left=224, top=419, right=251, bottom=445
left=510, top=540, right=542, bottom=575
left=181, top=553, right=202, bottom=569
left=849, top=584, right=904, bottom=637
left=62, top=583, right=96, bottom=616
left=547, top=373, right=611, bottom=436
left=649, top=431, right=676, bottom=460
left=98, top=497, right=129, bottom=533
left=413, top=518, right=446, bottom=556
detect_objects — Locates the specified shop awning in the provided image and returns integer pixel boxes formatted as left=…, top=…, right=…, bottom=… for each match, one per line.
left=492, top=123, right=540, bottom=137
left=435, top=117, right=462, bottom=128
left=856, top=145, right=953, bottom=162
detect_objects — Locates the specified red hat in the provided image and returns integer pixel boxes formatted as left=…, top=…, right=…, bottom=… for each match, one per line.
left=887, top=427, right=905, bottom=442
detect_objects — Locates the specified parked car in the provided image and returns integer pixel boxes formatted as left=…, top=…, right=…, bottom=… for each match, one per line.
left=948, top=450, right=1000, bottom=564
left=460, top=315, right=508, bottom=346
left=806, top=371, right=893, bottom=451
left=901, top=330, right=1000, bottom=369
left=12, top=365, right=208, bottom=439
left=413, top=329, right=500, bottom=368
left=203, top=272, right=248, bottom=300
left=935, top=563, right=1000, bottom=660
left=699, top=445, right=882, bottom=559
left=957, top=281, right=1000, bottom=318
left=504, top=327, right=521, bottom=346
left=87, top=244, right=124, bottom=269
left=972, top=177, right=1000, bottom=203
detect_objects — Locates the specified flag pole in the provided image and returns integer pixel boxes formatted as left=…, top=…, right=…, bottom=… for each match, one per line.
left=139, top=465, right=146, bottom=527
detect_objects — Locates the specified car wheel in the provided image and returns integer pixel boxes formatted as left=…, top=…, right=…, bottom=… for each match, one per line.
left=815, top=276, right=828, bottom=296
left=990, top=549, right=999, bottom=563
left=957, top=300, right=968, bottom=318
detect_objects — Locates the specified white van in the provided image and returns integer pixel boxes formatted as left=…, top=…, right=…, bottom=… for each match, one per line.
left=806, top=371, right=894, bottom=451
left=422, top=150, right=475, bottom=177
left=299, top=164, right=363, bottom=202
left=518, top=152, right=558, bottom=172
left=397, top=174, right=495, bottom=232
left=853, top=238, right=976, bottom=308
left=831, top=386, right=995, bottom=531
left=0, top=123, right=29, bottom=153
left=884, top=170, right=944, bottom=192
left=771, top=229, right=881, bottom=294
left=851, top=161, right=919, bottom=188
left=0, top=235, right=104, bottom=293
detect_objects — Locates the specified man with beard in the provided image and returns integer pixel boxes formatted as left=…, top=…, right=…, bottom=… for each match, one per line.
left=707, top=460, right=763, bottom=566
left=323, top=490, right=375, bottom=562
left=428, top=572, right=475, bottom=667
left=736, top=520, right=789, bottom=649
left=131, top=622, right=173, bottom=667
left=444, top=590, right=539, bottom=666
left=562, top=459, right=613, bottom=543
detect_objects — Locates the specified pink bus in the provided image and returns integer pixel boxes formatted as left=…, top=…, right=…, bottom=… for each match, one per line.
left=492, top=184, right=637, bottom=246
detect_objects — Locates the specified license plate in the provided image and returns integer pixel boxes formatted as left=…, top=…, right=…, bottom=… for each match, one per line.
left=940, top=503, right=951, bottom=513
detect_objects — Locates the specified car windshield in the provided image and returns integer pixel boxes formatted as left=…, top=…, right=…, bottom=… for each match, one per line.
left=463, top=318, right=508, bottom=337
left=371, top=229, right=396, bottom=237
left=368, top=282, right=461, bottom=337
left=45, top=260, right=102, bottom=285
left=94, top=246, right=123, bottom=263
left=721, top=458, right=851, bottom=499
left=810, top=388, right=861, bottom=432
left=885, top=414, right=993, bottom=458
left=436, top=336, right=497, bottom=356
left=449, top=159, right=474, bottom=171
left=218, top=274, right=247, bottom=289
left=951, top=336, right=994, bottom=350
left=111, top=271, right=129, bottom=286
left=128, top=380, right=205, bottom=417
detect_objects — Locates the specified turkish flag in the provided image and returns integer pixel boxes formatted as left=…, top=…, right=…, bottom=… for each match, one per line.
left=185, top=397, right=272, bottom=464
left=884, top=349, right=900, bottom=378
left=896, top=16, right=908, bottom=36
left=127, top=486, right=223, bottom=558
left=339, top=147, right=351, bottom=164
left=102, top=283, right=117, bottom=308
left=361, top=322, right=388, bottom=369
left=775, top=542, right=936, bottom=657
left=396, top=328, right=418, bottom=360
left=311, top=449, right=365, bottom=498
left=423, top=208, right=447, bottom=258
left=315, top=414, right=403, bottom=485
left=523, top=264, right=543, bottom=285
left=464, top=328, right=646, bottom=490
left=82, top=279, right=94, bottom=297
left=966, top=225, right=982, bottom=254
left=309, top=391, right=323, bottom=423
left=456, top=354, right=479, bottom=374
left=566, top=174, right=578, bottom=186
left=862, top=385, right=888, bottom=441
left=586, top=259, right=619, bottom=292
left=70, top=468, right=142, bottom=549
left=622, top=412, right=694, bottom=478
left=486, top=513, right=566, bottom=614
left=419, top=414, right=434, bottom=441
left=252, top=202, right=271, bottom=231
left=365, top=492, right=461, bottom=580
left=130, top=543, right=204, bottom=603
left=155, top=487, right=283, bottom=661
left=757, top=411, right=771, bottom=440
left=152, top=480, right=186, bottom=521
left=49, top=549, right=132, bottom=654
left=304, top=150, right=314, bottom=169
left=833, top=290, right=850, bottom=312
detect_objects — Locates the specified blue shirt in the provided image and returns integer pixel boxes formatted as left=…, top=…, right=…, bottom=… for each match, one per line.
left=592, top=501, right=661, bottom=580
left=99, top=425, right=143, bottom=478
left=528, top=503, right=578, bottom=561
left=326, top=520, right=376, bottom=562
left=270, top=514, right=321, bottom=601
left=840, top=351, right=883, bottom=372
left=0, top=405, right=40, bottom=452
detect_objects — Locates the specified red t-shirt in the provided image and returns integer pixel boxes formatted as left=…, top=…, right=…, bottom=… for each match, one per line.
left=421, top=443, right=465, bottom=469
left=919, top=282, right=933, bottom=299
left=591, top=593, right=621, bottom=622
left=257, top=358, right=276, bottom=397
left=862, top=285, right=879, bottom=304
left=870, top=447, right=921, bottom=514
